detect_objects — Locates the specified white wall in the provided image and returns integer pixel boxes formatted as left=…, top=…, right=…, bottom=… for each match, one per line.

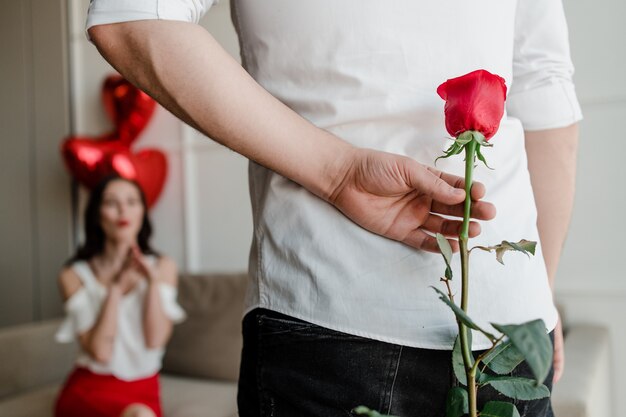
left=69, top=0, right=626, bottom=414
left=556, top=1, right=626, bottom=416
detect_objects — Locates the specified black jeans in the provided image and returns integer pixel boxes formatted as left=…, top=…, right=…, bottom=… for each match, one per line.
left=238, top=308, right=555, bottom=417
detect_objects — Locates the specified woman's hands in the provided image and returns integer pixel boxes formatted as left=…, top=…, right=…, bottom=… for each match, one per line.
left=329, top=148, right=497, bottom=253
left=113, top=246, right=157, bottom=294
left=129, top=246, right=158, bottom=283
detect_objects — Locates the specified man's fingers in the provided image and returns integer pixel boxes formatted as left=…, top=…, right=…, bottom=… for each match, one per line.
left=430, top=168, right=486, bottom=198
left=421, top=215, right=482, bottom=238
left=469, top=180, right=486, bottom=200
left=431, top=200, right=497, bottom=220
left=553, top=359, right=564, bottom=384
left=553, top=318, right=565, bottom=384
left=409, top=164, right=466, bottom=205
left=413, top=164, right=491, bottom=207
left=401, top=229, right=460, bottom=253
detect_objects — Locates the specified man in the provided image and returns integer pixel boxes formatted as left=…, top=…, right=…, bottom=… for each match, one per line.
left=86, top=1, right=580, bottom=415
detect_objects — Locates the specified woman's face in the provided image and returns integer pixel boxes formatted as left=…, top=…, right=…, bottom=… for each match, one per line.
left=99, top=180, right=144, bottom=244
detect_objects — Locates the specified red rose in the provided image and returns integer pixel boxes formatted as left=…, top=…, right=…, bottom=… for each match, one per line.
left=437, top=69, right=507, bottom=140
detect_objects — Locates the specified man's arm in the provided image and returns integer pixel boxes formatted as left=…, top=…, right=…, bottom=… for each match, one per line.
left=525, top=122, right=579, bottom=383
left=90, top=20, right=349, bottom=201
left=88, top=20, right=495, bottom=252
left=525, top=124, right=579, bottom=289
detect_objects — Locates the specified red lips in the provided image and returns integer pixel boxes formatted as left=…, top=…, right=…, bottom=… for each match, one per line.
left=117, top=220, right=130, bottom=227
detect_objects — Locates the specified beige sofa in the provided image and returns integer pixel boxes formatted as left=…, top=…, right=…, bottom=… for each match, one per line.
left=0, top=273, right=246, bottom=417
left=0, top=272, right=611, bottom=417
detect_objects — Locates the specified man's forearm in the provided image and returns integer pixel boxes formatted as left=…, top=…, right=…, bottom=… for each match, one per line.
left=89, top=20, right=354, bottom=201
left=87, top=19, right=490, bottom=254
left=524, top=124, right=579, bottom=289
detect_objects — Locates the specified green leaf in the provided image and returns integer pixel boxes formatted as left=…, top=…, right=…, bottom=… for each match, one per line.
left=481, top=401, right=521, bottom=417
left=453, top=333, right=486, bottom=388
left=436, top=233, right=453, bottom=268
left=491, top=320, right=553, bottom=385
left=435, top=141, right=465, bottom=165
left=452, top=334, right=470, bottom=384
left=475, top=144, right=494, bottom=170
left=481, top=375, right=550, bottom=401
left=482, top=340, right=525, bottom=375
left=436, top=233, right=453, bottom=280
left=352, top=406, right=397, bottom=417
left=507, top=240, right=537, bottom=256
left=432, top=287, right=496, bottom=340
left=473, top=240, right=536, bottom=265
left=446, top=387, right=469, bottom=417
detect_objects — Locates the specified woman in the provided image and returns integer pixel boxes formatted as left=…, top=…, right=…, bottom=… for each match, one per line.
left=54, top=175, right=186, bottom=417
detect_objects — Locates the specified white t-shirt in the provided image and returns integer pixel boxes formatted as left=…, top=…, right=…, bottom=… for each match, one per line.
left=55, top=257, right=186, bottom=380
left=86, top=0, right=582, bottom=350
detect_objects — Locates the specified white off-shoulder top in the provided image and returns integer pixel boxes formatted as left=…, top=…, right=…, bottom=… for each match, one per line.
left=55, top=256, right=186, bottom=381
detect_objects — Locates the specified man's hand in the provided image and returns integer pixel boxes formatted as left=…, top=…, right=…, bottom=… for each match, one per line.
left=553, top=317, right=565, bottom=383
left=330, top=148, right=497, bottom=252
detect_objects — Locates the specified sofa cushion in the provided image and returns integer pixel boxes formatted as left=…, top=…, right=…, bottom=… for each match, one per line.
left=0, top=320, right=76, bottom=401
left=0, top=382, right=60, bottom=417
left=162, top=273, right=247, bottom=382
left=161, top=374, right=237, bottom=417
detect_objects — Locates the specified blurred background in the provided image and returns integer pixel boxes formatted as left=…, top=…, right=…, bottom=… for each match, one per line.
left=1, top=0, right=624, bottom=415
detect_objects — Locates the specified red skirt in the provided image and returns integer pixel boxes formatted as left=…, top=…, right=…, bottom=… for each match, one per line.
left=54, top=367, right=162, bottom=417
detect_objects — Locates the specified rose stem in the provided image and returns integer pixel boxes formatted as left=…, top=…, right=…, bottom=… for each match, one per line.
left=459, top=137, right=478, bottom=417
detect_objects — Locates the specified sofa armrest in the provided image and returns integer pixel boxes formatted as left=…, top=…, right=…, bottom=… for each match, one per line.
left=551, top=325, right=611, bottom=417
left=0, top=319, right=77, bottom=400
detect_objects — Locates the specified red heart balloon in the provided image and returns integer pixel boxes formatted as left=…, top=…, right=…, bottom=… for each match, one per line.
left=61, top=74, right=166, bottom=209
left=61, top=135, right=128, bottom=189
left=110, top=149, right=168, bottom=208
left=102, top=75, right=156, bottom=146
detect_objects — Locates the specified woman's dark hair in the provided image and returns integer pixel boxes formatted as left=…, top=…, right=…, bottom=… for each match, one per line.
left=64, top=175, right=160, bottom=266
